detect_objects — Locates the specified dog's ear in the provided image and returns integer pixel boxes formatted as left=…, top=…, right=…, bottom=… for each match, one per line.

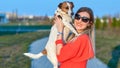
left=58, top=3, right=62, bottom=9
left=70, top=2, right=74, bottom=9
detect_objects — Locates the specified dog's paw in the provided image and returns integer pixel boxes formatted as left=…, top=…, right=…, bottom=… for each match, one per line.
left=23, top=53, right=43, bottom=59
left=23, top=53, right=35, bottom=58
left=23, top=53, right=30, bottom=56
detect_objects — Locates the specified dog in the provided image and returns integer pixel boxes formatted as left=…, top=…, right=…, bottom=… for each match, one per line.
left=24, top=1, right=78, bottom=68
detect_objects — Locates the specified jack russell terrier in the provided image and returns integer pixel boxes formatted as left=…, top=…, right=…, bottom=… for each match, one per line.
left=24, top=1, right=78, bottom=68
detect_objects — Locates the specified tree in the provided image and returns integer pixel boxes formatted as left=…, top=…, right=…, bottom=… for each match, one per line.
left=95, top=17, right=101, bottom=29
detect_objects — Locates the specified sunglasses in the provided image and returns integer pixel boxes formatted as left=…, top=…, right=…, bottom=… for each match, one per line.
left=75, top=14, right=90, bottom=23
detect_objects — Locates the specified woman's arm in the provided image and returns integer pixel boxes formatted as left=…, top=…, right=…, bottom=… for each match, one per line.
left=54, top=15, right=64, bottom=55
left=56, top=34, right=63, bottom=55
left=56, top=34, right=94, bottom=62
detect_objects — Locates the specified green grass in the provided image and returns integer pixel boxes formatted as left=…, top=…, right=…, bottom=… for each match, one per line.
left=0, top=29, right=120, bottom=68
left=0, top=31, right=50, bottom=68
left=96, top=29, right=120, bottom=68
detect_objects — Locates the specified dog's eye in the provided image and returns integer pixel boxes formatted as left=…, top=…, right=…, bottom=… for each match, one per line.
left=65, top=7, right=69, bottom=9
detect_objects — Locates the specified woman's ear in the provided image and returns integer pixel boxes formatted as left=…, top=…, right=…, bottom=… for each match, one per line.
left=87, top=24, right=91, bottom=27
left=89, top=21, right=93, bottom=25
left=87, top=21, right=94, bottom=29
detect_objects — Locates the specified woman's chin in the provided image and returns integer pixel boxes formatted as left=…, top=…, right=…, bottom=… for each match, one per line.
left=76, top=27, right=82, bottom=30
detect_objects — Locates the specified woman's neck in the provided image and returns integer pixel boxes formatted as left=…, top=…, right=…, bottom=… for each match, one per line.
left=77, top=30, right=84, bottom=34
left=77, top=29, right=90, bottom=36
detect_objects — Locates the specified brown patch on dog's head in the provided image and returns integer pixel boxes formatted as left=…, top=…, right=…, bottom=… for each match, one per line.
left=58, top=1, right=74, bottom=15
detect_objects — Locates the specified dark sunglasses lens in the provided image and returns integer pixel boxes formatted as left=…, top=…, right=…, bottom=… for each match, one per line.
left=82, top=17, right=90, bottom=23
left=75, top=14, right=80, bottom=20
left=75, top=14, right=90, bottom=23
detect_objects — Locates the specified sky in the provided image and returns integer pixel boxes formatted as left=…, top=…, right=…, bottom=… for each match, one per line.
left=0, top=0, right=120, bottom=18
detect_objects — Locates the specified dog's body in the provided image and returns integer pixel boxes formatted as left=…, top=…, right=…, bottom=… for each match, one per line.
left=24, top=1, right=78, bottom=68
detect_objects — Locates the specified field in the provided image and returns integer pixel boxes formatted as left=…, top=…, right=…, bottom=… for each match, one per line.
left=0, top=31, right=50, bottom=68
left=96, top=29, right=120, bottom=68
left=0, top=29, right=120, bottom=68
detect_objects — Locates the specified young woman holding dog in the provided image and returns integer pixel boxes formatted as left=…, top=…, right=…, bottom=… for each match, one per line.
left=54, top=7, right=95, bottom=68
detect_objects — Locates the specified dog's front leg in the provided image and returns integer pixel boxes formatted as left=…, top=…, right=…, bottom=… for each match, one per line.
left=63, top=27, right=70, bottom=42
left=63, top=21, right=78, bottom=36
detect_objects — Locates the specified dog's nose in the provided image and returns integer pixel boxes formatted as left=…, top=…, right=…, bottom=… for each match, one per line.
left=71, top=12, right=74, bottom=16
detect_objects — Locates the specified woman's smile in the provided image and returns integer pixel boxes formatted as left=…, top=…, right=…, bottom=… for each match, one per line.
left=75, top=23, right=83, bottom=29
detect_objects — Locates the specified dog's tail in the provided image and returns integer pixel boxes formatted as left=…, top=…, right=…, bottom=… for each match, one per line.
left=23, top=52, right=43, bottom=59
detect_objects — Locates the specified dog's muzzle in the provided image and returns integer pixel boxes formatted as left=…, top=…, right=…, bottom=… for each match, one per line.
left=71, top=12, right=74, bottom=16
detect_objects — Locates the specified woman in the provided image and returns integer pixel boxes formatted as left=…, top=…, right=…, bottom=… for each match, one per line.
left=54, top=7, right=95, bottom=68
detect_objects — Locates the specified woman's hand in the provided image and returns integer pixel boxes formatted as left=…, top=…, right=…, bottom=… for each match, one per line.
left=54, top=15, right=64, bottom=32
left=54, top=15, right=64, bottom=55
